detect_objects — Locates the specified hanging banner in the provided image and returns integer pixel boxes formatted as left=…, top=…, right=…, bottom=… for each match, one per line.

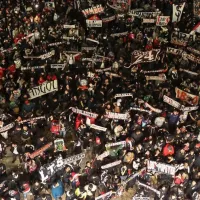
left=171, top=31, right=195, bottom=46
left=114, top=93, right=133, bottom=98
left=90, top=124, right=107, bottom=132
left=128, top=11, right=161, bottom=18
left=102, top=15, right=116, bottom=23
left=54, top=139, right=66, bottom=152
left=172, top=3, right=185, bottom=22
left=145, top=102, right=162, bottom=113
left=146, top=75, right=166, bottom=81
left=131, top=49, right=160, bottom=65
left=51, top=64, right=65, bottom=69
left=86, top=20, right=102, bottom=27
left=194, top=0, right=200, bottom=18
left=110, top=32, right=128, bottom=37
left=156, top=16, right=170, bottom=26
left=29, top=143, right=52, bottom=159
left=39, top=153, right=85, bottom=182
left=147, top=160, right=176, bottom=176
left=18, top=116, right=46, bottom=124
left=143, top=19, right=155, bottom=23
left=163, top=95, right=181, bottom=109
left=82, top=5, right=104, bottom=17
left=175, top=87, right=199, bottom=105
left=105, top=112, right=128, bottom=120
left=105, top=141, right=126, bottom=148
left=101, top=160, right=121, bottom=169
left=137, top=181, right=160, bottom=197
left=0, top=122, right=15, bottom=133
left=70, top=107, right=98, bottom=118
left=95, top=191, right=113, bottom=200
left=28, top=80, right=58, bottom=100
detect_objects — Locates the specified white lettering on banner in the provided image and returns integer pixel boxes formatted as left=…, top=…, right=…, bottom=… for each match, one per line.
left=114, top=93, right=133, bottom=98
left=129, top=107, right=152, bottom=114
left=110, top=32, right=128, bottom=37
left=175, top=87, right=199, bottom=105
left=39, top=153, right=85, bottom=182
left=0, top=122, right=15, bottom=133
left=171, top=31, right=195, bottom=46
left=166, top=47, right=184, bottom=55
left=90, top=124, right=107, bottom=132
left=95, top=67, right=111, bottom=72
left=131, top=49, right=160, bottom=65
left=156, top=16, right=170, bottom=26
left=21, top=66, right=45, bottom=70
left=128, top=11, right=161, bottom=18
left=95, top=191, right=113, bottom=200
left=28, top=80, right=58, bottom=100
left=146, top=75, right=166, bottom=81
left=105, top=112, right=128, bottom=120
left=101, top=160, right=121, bottom=169
left=19, top=116, right=46, bottom=124
left=137, top=181, right=160, bottom=197
left=51, top=64, right=65, bottom=69
left=172, top=3, right=185, bottom=22
left=82, top=5, right=104, bottom=17
left=70, top=107, right=98, bottom=118
left=147, top=160, right=176, bottom=176
left=143, top=18, right=155, bottom=23
left=105, top=141, right=126, bottom=148
left=86, top=20, right=102, bottom=27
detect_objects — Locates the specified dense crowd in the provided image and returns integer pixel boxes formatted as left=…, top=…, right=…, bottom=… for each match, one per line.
left=0, top=0, right=200, bottom=200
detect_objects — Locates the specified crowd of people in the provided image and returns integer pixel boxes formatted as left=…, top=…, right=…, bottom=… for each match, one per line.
left=0, top=0, right=199, bottom=199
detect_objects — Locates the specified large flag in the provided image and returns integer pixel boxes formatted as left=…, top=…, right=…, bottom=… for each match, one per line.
left=172, top=3, right=185, bottom=22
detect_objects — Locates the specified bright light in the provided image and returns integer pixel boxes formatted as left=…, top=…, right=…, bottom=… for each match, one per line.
left=35, top=4, right=39, bottom=8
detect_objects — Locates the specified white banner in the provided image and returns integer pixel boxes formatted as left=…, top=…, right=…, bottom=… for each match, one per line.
left=187, top=47, right=200, bottom=56
left=172, top=3, right=185, bottom=22
left=110, top=32, right=128, bottom=37
left=63, top=24, right=76, bottom=29
left=70, top=107, right=98, bottom=118
left=180, top=69, right=198, bottom=76
left=82, top=5, right=104, bottom=17
left=163, top=95, right=181, bottom=109
left=90, top=124, right=107, bottom=132
left=0, top=122, right=15, bottom=133
left=21, top=66, right=45, bottom=70
left=114, top=93, right=133, bottom=98
left=86, top=38, right=99, bottom=44
left=129, top=107, right=152, bottom=114
left=101, top=160, right=121, bottom=169
left=145, top=102, right=162, bottom=113
left=24, top=51, right=55, bottom=60
left=97, top=151, right=110, bottom=160
left=147, top=160, right=176, bottom=176
left=105, top=72, right=121, bottom=77
left=146, top=75, right=166, bottom=81
left=171, top=31, right=195, bottom=46
left=18, top=116, right=45, bottom=124
left=86, top=20, right=102, bottom=27
left=105, top=141, right=126, bottom=148
left=156, top=16, right=170, bottom=26
left=128, top=11, right=161, bottom=18
left=105, top=112, right=128, bottom=120
left=133, top=197, right=150, bottom=200
left=95, top=191, right=113, bottom=200
left=143, top=18, right=155, bottom=23
left=81, top=47, right=97, bottom=51
left=95, top=67, right=111, bottom=72
left=28, top=80, right=58, bottom=100
left=137, top=181, right=160, bottom=197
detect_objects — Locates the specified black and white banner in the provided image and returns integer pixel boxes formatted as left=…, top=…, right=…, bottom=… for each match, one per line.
left=131, top=49, right=160, bottom=65
left=132, top=197, right=150, bottom=200
left=129, top=107, right=152, bottom=114
left=147, top=160, right=176, bottom=176
left=146, top=75, right=166, bottom=81
left=95, top=67, right=111, bottom=72
left=51, top=64, right=65, bottom=69
left=187, top=47, right=200, bottom=56
left=24, top=51, right=55, bottom=60
left=21, top=66, right=45, bottom=70
left=105, top=112, right=128, bottom=120
left=166, top=47, right=183, bottom=55
left=163, top=95, right=181, bottom=109
left=105, top=141, right=126, bottom=148
left=95, top=191, right=113, bottom=200
left=48, top=42, right=65, bottom=47
left=86, top=20, right=102, bottom=27
left=63, top=24, right=76, bottom=29
left=81, top=47, right=97, bottom=51
left=28, top=80, right=58, bottom=100
left=90, top=124, right=107, bottom=132
left=105, top=72, right=121, bottom=77
left=145, top=102, right=162, bottom=113
left=0, top=122, right=15, bottom=133
left=18, top=116, right=45, bottom=124
left=86, top=38, right=99, bottom=44
left=114, top=93, right=133, bottom=98
left=172, top=3, right=185, bottom=22
left=128, top=11, right=161, bottom=18
left=137, top=181, right=160, bottom=197
left=156, top=16, right=170, bottom=26
left=101, top=160, right=121, bottom=169
left=82, top=5, right=104, bottom=17
left=97, top=151, right=110, bottom=160
left=39, top=153, right=85, bottom=182
left=171, top=31, right=195, bottom=46
left=70, top=107, right=98, bottom=118
left=193, top=0, right=200, bottom=18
